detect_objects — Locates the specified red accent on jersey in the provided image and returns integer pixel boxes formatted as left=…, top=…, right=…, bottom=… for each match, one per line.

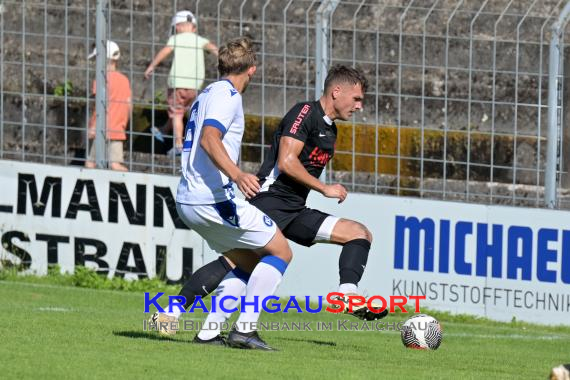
left=289, top=104, right=311, bottom=134
left=308, top=146, right=332, bottom=167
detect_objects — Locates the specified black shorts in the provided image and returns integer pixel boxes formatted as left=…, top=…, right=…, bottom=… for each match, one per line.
left=249, top=194, right=330, bottom=247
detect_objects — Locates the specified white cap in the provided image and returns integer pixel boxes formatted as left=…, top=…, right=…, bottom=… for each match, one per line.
left=88, top=40, right=121, bottom=60
left=171, top=10, right=197, bottom=27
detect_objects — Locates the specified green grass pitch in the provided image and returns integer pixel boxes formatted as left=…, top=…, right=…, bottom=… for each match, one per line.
left=1, top=280, right=569, bottom=379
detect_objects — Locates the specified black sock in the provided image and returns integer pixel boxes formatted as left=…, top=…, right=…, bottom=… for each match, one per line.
left=178, top=256, right=232, bottom=309
left=338, top=238, right=371, bottom=286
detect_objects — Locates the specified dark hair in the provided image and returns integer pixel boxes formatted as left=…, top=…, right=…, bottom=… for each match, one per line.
left=218, top=36, right=257, bottom=76
left=323, top=65, right=368, bottom=94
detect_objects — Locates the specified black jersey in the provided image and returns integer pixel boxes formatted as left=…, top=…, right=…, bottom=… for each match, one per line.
left=255, top=100, right=336, bottom=207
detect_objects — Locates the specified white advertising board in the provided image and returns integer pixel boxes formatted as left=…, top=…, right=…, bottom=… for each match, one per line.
left=0, top=160, right=214, bottom=282
left=2, top=160, right=569, bottom=325
left=280, top=192, right=570, bottom=325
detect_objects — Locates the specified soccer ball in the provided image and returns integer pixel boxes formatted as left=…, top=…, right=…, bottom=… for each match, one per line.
left=401, top=314, right=442, bottom=350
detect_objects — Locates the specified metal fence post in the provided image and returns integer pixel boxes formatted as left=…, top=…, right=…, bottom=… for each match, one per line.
left=0, top=0, right=4, bottom=159
left=261, top=0, right=271, bottom=164
left=315, top=0, right=339, bottom=183
left=315, top=0, right=340, bottom=100
left=546, top=1, right=570, bottom=208
left=95, top=0, right=108, bottom=169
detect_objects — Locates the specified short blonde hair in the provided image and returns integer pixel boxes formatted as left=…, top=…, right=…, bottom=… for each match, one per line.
left=218, top=36, right=257, bottom=76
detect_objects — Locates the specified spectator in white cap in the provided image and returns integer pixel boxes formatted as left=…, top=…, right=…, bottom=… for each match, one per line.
left=87, top=40, right=121, bottom=60
left=144, top=10, right=218, bottom=156
left=86, top=40, right=132, bottom=171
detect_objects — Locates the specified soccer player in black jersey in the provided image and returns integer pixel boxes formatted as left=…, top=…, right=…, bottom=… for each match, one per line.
left=249, top=65, right=377, bottom=306
left=152, top=66, right=385, bottom=347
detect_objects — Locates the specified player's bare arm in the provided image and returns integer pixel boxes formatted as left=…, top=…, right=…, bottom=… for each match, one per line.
left=200, top=126, right=260, bottom=198
left=277, top=136, right=347, bottom=203
left=144, top=46, right=173, bottom=79
left=205, top=42, right=219, bottom=56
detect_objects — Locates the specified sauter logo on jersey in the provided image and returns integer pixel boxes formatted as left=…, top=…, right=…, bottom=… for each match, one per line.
left=308, top=147, right=332, bottom=167
left=289, top=104, right=311, bottom=134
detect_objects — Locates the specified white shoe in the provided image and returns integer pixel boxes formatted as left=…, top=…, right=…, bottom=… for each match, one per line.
left=149, top=312, right=179, bottom=336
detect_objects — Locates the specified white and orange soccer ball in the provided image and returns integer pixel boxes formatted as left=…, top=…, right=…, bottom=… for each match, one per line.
left=401, top=314, right=443, bottom=350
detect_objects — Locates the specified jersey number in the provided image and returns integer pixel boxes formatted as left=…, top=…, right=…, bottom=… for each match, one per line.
left=183, top=101, right=199, bottom=151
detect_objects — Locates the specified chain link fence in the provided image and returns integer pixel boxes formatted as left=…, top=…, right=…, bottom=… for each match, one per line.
left=2, top=0, right=570, bottom=208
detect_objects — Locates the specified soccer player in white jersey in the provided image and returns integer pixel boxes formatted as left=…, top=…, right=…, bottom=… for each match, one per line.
left=189, top=65, right=386, bottom=343
left=151, top=37, right=292, bottom=350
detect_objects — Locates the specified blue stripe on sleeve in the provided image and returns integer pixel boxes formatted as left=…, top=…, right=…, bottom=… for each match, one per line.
left=203, top=119, right=227, bottom=135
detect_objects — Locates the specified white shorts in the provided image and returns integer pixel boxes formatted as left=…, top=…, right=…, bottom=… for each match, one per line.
left=176, top=198, right=277, bottom=253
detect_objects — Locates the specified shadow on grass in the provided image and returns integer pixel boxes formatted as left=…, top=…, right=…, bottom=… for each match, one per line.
left=114, top=331, right=338, bottom=348
left=278, top=337, right=337, bottom=347
left=113, top=330, right=184, bottom=343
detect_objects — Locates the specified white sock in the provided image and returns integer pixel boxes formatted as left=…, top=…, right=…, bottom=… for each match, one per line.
left=197, top=271, right=247, bottom=340
left=236, top=256, right=287, bottom=333
left=163, top=295, right=186, bottom=318
left=338, top=283, right=358, bottom=295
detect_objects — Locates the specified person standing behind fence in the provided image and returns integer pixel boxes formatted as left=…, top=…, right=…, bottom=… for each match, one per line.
left=144, top=10, right=218, bottom=156
left=85, top=40, right=131, bottom=172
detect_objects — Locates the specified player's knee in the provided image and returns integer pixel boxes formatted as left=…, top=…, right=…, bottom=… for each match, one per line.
left=350, top=222, right=372, bottom=243
left=364, top=226, right=373, bottom=243
left=266, top=232, right=293, bottom=263
left=277, top=234, right=293, bottom=263
left=277, top=243, right=293, bottom=263
left=268, top=249, right=292, bottom=265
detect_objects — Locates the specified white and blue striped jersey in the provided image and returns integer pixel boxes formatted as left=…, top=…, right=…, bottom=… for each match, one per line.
left=176, top=79, right=244, bottom=205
